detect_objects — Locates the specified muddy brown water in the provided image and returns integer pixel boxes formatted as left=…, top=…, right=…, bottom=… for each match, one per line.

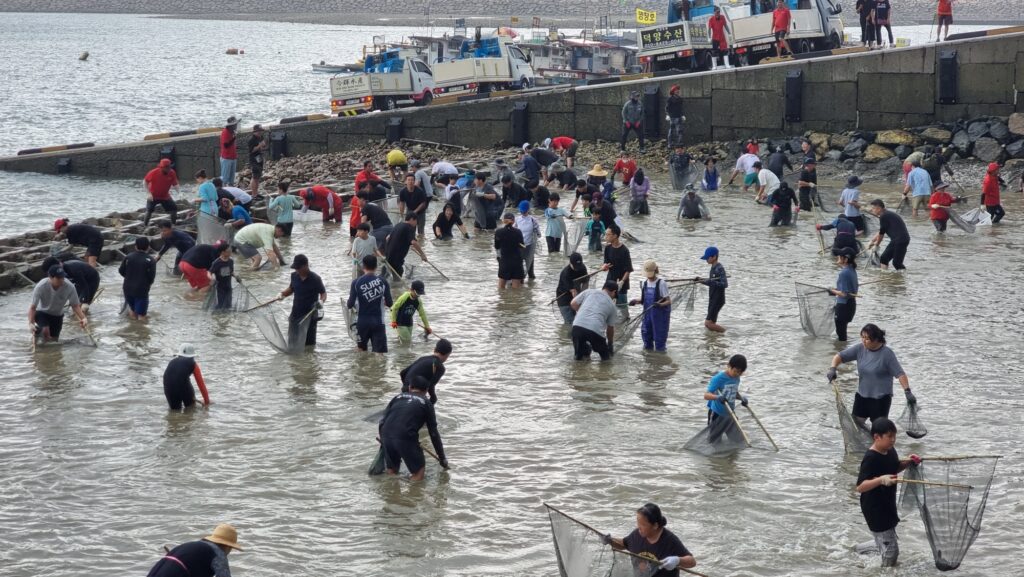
left=0, top=178, right=1022, bottom=577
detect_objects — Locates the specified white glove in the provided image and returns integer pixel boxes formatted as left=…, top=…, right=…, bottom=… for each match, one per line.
left=665, top=115, right=670, bottom=121
left=659, top=556, right=680, bottom=571
left=681, top=115, right=686, bottom=122
left=880, top=475, right=896, bottom=487
left=930, top=204, right=940, bottom=209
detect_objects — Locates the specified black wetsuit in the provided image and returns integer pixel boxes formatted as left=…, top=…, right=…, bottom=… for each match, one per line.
left=157, top=230, right=196, bottom=272
left=822, top=217, right=858, bottom=255
left=379, top=392, right=446, bottom=474
left=289, top=270, right=325, bottom=346
left=146, top=540, right=228, bottom=577
left=400, top=355, right=446, bottom=404
left=877, top=210, right=910, bottom=270
left=769, top=185, right=799, bottom=226
left=62, top=258, right=100, bottom=304
left=798, top=168, right=818, bottom=211
left=163, top=356, right=198, bottom=410
left=494, top=224, right=525, bottom=280
left=64, top=224, right=104, bottom=258
left=208, top=257, right=234, bottom=310
left=384, top=222, right=417, bottom=275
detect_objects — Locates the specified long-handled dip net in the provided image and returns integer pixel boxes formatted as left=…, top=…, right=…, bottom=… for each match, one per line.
left=247, top=302, right=316, bottom=354
left=795, top=282, right=835, bottom=338
left=201, top=276, right=254, bottom=313
left=959, top=207, right=992, bottom=228
left=945, top=207, right=976, bottom=234
left=682, top=409, right=751, bottom=457
left=898, top=456, right=1000, bottom=571
left=896, top=402, right=928, bottom=439
left=612, top=284, right=696, bottom=348
left=197, top=212, right=235, bottom=245
left=833, top=383, right=872, bottom=455
left=565, top=220, right=587, bottom=257
left=544, top=504, right=660, bottom=577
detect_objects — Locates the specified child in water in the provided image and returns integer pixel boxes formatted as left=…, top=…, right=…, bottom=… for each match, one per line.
left=702, top=158, right=719, bottom=192
left=587, top=210, right=605, bottom=252
left=207, top=242, right=234, bottom=310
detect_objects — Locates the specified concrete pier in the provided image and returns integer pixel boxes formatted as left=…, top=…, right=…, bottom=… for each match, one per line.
left=2, top=29, right=1022, bottom=180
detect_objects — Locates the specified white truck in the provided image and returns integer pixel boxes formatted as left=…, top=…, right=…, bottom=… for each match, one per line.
left=329, top=49, right=436, bottom=115
left=636, top=0, right=844, bottom=72
left=430, top=35, right=537, bottom=98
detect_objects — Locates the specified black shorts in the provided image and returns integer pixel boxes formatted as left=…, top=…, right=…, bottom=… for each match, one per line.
left=84, top=237, right=104, bottom=258
left=498, top=257, right=525, bottom=281
left=774, top=30, right=788, bottom=41
left=164, top=379, right=196, bottom=411
left=278, top=222, right=294, bottom=237
left=383, top=437, right=425, bottom=474
left=707, top=291, right=725, bottom=322
left=852, top=393, right=893, bottom=421
left=34, top=311, right=64, bottom=340
left=356, top=322, right=388, bottom=353
left=250, top=163, right=264, bottom=179
left=349, top=226, right=357, bottom=238
left=847, top=215, right=866, bottom=232
left=565, top=141, right=579, bottom=158
left=938, top=14, right=953, bottom=26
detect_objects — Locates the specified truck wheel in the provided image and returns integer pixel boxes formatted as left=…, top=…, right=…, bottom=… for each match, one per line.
left=830, top=32, right=841, bottom=50
left=520, top=77, right=532, bottom=90
left=419, top=92, right=433, bottom=106
left=798, top=39, right=811, bottom=54
left=384, top=97, right=398, bottom=110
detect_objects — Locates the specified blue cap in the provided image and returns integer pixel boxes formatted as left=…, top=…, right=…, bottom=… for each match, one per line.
left=518, top=200, right=530, bottom=214
left=700, top=246, right=719, bottom=260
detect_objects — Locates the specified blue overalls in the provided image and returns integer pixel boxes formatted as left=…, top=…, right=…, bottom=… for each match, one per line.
left=640, top=278, right=671, bottom=351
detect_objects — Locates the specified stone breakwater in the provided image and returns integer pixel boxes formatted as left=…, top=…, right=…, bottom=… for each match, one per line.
left=0, top=0, right=1020, bottom=24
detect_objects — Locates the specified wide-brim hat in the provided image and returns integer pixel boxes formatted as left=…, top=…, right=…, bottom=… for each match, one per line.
left=588, top=164, right=608, bottom=177
left=549, top=162, right=566, bottom=173
left=204, top=524, right=243, bottom=551
left=847, top=175, right=863, bottom=187
left=226, top=116, right=239, bottom=126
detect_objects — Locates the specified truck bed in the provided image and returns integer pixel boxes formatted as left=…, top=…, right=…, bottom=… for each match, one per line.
left=433, top=57, right=512, bottom=86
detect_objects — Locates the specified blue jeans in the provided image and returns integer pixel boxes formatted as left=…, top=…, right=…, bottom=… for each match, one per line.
left=220, top=158, right=237, bottom=186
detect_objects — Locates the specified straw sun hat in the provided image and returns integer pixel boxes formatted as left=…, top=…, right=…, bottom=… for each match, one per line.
left=204, top=524, right=243, bottom=551
left=587, top=164, right=608, bottom=177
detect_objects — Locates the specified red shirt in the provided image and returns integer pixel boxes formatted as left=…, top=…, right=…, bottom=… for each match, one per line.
left=746, top=142, right=759, bottom=155
left=144, top=167, right=178, bottom=201
left=982, top=174, right=1000, bottom=206
left=349, top=195, right=362, bottom=228
left=551, top=136, right=576, bottom=151
left=937, top=0, right=952, bottom=15
left=613, top=159, right=637, bottom=185
left=773, top=6, right=791, bottom=32
left=355, top=168, right=382, bottom=189
left=220, top=128, right=237, bottom=160
left=303, top=184, right=337, bottom=205
left=708, top=14, right=729, bottom=45
left=929, top=191, right=954, bottom=221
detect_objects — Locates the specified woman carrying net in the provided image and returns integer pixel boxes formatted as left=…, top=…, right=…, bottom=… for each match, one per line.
left=826, top=247, right=859, bottom=341
left=604, top=503, right=698, bottom=577
left=826, top=324, right=916, bottom=433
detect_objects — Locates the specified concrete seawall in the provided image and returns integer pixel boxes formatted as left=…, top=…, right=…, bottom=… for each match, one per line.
left=3, top=29, right=1023, bottom=180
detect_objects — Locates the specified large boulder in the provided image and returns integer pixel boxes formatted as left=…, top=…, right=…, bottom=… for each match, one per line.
left=878, top=156, right=903, bottom=176
left=789, top=138, right=804, bottom=154
left=972, top=137, right=1004, bottom=162
left=863, top=144, right=896, bottom=163
left=988, top=119, right=1011, bottom=143
left=967, top=120, right=990, bottom=142
left=843, top=158, right=857, bottom=171
left=809, top=131, right=830, bottom=151
left=920, top=127, right=953, bottom=144
left=893, top=145, right=913, bottom=160
left=843, top=138, right=868, bottom=159
left=826, top=150, right=843, bottom=162
left=951, top=130, right=972, bottom=156
left=831, top=133, right=851, bottom=150
left=1009, top=113, right=1024, bottom=137
left=875, top=129, right=918, bottom=147
left=1005, top=138, right=1024, bottom=159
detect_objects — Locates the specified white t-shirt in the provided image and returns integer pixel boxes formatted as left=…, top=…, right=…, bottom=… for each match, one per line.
left=514, top=214, right=539, bottom=246
left=758, top=169, right=781, bottom=195
left=431, top=161, right=459, bottom=176
left=736, top=153, right=760, bottom=174
left=223, top=186, right=253, bottom=204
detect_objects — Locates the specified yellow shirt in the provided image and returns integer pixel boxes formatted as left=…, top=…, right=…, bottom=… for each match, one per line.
left=386, top=149, right=408, bottom=167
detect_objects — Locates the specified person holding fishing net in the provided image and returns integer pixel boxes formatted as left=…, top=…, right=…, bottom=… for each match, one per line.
left=855, top=417, right=921, bottom=568
left=278, top=254, right=327, bottom=349
left=630, top=260, right=672, bottom=352
left=555, top=253, right=588, bottom=325
left=701, top=354, right=749, bottom=444
left=378, top=375, right=449, bottom=480
left=827, top=323, right=916, bottom=432
left=571, top=280, right=620, bottom=361
left=604, top=503, right=697, bottom=576
left=867, top=200, right=910, bottom=271
left=400, top=338, right=452, bottom=405
left=827, top=247, right=859, bottom=341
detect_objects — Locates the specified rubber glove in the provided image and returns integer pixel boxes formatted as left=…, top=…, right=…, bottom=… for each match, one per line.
left=826, top=367, right=838, bottom=382
left=880, top=475, right=896, bottom=487
left=904, top=388, right=917, bottom=405
left=659, top=556, right=680, bottom=571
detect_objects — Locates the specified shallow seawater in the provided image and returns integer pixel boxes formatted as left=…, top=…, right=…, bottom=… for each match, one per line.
left=0, top=176, right=1021, bottom=577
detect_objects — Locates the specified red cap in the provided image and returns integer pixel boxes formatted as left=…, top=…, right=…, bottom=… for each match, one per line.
left=159, top=158, right=172, bottom=167
left=54, top=218, right=68, bottom=231
left=987, top=162, right=1000, bottom=173
left=669, top=84, right=680, bottom=94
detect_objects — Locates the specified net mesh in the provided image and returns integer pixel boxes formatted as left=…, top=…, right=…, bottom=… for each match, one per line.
left=795, top=282, right=835, bottom=338
left=945, top=207, right=976, bottom=233
left=197, top=212, right=234, bottom=246
left=565, top=220, right=587, bottom=257
left=898, top=457, right=999, bottom=571
left=960, top=207, right=992, bottom=227
left=247, top=304, right=315, bottom=354
left=368, top=444, right=386, bottom=475
left=201, top=276, right=253, bottom=313
left=833, top=384, right=872, bottom=455
left=896, top=402, right=928, bottom=439
left=683, top=411, right=749, bottom=457
left=545, top=506, right=658, bottom=577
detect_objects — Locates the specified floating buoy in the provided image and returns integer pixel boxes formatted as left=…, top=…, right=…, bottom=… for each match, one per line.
left=79, top=51, right=89, bottom=61
left=226, top=48, right=239, bottom=55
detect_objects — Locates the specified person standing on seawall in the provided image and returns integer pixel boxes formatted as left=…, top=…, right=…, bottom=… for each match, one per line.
left=620, top=90, right=646, bottom=154
left=219, top=116, right=239, bottom=186
left=247, top=124, right=267, bottom=197
left=707, top=6, right=731, bottom=69
left=772, top=0, right=793, bottom=56
left=665, top=84, right=685, bottom=148
left=143, top=158, right=180, bottom=227
left=145, top=523, right=241, bottom=577
left=936, top=0, right=953, bottom=42
left=873, top=0, right=894, bottom=48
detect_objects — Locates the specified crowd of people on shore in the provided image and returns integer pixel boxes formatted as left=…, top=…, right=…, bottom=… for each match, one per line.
left=26, top=107, right=1019, bottom=575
